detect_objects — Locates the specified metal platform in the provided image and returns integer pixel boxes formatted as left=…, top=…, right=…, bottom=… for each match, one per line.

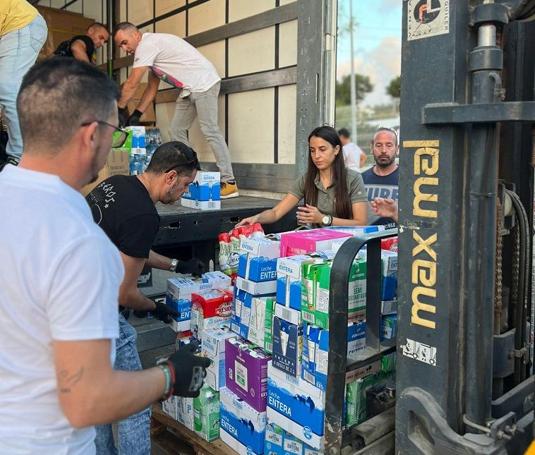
left=154, top=195, right=297, bottom=248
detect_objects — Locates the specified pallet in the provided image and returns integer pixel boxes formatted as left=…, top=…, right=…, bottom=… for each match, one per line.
left=152, top=405, right=238, bottom=455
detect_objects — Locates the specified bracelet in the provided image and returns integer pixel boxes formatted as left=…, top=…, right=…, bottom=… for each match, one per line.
left=158, top=364, right=173, bottom=401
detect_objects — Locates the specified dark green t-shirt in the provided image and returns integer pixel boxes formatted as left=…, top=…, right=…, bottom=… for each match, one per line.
left=289, top=169, right=367, bottom=218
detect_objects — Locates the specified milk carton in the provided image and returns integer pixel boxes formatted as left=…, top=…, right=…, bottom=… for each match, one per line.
left=301, top=321, right=366, bottom=390
left=193, top=385, right=220, bottom=442
left=225, top=337, right=271, bottom=412
left=181, top=171, right=221, bottom=210
left=264, top=422, right=322, bottom=455
left=220, top=387, right=267, bottom=455
left=166, top=272, right=231, bottom=332
left=266, top=362, right=326, bottom=450
left=202, top=327, right=236, bottom=390
left=381, top=250, right=398, bottom=301
left=190, top=289, right=233, bottom=340
left=247, top=296, right=276, bottom=353
left=272, top=315, right=302, bottom=377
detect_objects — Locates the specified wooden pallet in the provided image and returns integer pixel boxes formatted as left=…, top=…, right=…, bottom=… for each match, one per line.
left=152, top=405, right=238, bottom=455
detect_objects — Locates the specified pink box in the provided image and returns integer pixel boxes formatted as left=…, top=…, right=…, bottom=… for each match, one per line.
left=279, top=229, right=352, bottom=257
left=225, top=338, right=271, bottom=412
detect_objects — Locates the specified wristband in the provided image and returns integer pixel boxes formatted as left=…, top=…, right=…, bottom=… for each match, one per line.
left=158, top=363, right=173, bottom=401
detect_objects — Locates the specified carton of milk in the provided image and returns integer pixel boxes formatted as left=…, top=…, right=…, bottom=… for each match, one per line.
left=381, top=250, right=398, bottom=301
left=301, top=321, right=366, bottom=391
left=225, top=337, right=271, bottom=412
left=247, top=296, right=276, bottom=353
left=190, top=289, right=233, bottom=341
left=202, top=327, right=236, bottom=390
left=238, top=236, right=279, bottom=283
left=266, top=362, right=326, bottom=449
left=220, top=387, right=267, bottom=455
left=181, top=171, right=221, bottom=210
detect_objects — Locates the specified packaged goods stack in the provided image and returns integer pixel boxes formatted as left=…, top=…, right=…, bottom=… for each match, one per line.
left=181, top=171, right=221, bottom=210
left=162, top=271, right=232, bottom=441
left=160, top=226, right=399, bottom=451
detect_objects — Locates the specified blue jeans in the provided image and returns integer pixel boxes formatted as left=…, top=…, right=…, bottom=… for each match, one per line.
left=0, top=15, right=47, bottom=160
left=95, top=314, right=151, bottom=455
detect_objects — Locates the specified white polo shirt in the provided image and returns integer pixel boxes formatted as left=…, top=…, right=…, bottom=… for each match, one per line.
left=133, top=32, right=220, bottom=92
left=0, top=165, right=124, bottom=454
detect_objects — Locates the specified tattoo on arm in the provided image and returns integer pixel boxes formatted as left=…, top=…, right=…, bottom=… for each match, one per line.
left=58, top=367, right=84, bottom=393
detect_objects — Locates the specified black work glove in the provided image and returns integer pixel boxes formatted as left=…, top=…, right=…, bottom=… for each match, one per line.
left=168, top=344, right=211, bottom=397
left=118, top=107, right=129, bottom=127
left=126, top=109, right=143, bottom=126
left=154, top=300, right=179, bottom=324
left=176, top=258, right=206, bottom=277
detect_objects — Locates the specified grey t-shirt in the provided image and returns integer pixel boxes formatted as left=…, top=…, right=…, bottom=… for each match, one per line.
left=289, top=169, right=367, bottom=218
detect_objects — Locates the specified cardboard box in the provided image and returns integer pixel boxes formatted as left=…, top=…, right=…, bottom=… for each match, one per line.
left=181, top=198, right=221, bottom=210
left=181, top=171, right=221, bottom=210
left=266, top=362, right=326, bottom=449
left=240, top=237, right=281, bottom=259
left=272, top=316, right=302, bottom=377
left=247, top=296, right=276, bottom=353
left=275, top=302, right=301, bottom=326
left=381, top=250, right=398, bottom=301
left=81, top=148, right=130, bottom=196
left=193, top=385, right=220, bottom=442
left=190, top=289, right=233, bottom=340
left=127, top=83, right=156, bottom=124
left=177, top=396, right=195, bottom=430
left=166, top=273, right=231, bottom=332
left=202, top=327, right=236, bottom=391
left=264, top=423, right=322, bottom=455
left=301, top=260, right=365, bottom=329
left=276, top=255, right=326, bottom=311
left=301, top=322, right=366, bottom=391
left=225, top=338, right=270, bottom=412
left=279, top=229, right=351, bottom=257
left=236, top=276, right=277, bottom=296
left=238, top=255, right=278, bottom=282
left=381, top=314, right=398, bottom=341
left=220, top=387, right=267, bottom=455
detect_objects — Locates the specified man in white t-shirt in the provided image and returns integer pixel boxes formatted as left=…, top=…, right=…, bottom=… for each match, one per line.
left=338, top=128, right=367, bottom=171
left=0, top=58, right=209, bottom=454
left=114, top=22, right=239, bottom=199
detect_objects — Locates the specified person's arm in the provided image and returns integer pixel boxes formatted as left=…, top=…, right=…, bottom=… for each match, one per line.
left=136, top=71, right=160, bottom=114
left=370, top=197, right=398, bottom=223
left=70, top=39, right=90, bottom=63
left=118, top=252, right=157, bottom=311
left=296, top=201, right=368, bottom=226
left=118, top=66, right=149, bottom=109
left=147, top=249, right=172, bottom=270
left=236, top=193, right=300, bottom=227
left=54, top=339, right=165, bottom=428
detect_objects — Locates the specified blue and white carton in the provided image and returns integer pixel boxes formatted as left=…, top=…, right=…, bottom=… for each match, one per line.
left=301, top=321, right=366, bottom=391
left=238, top=255, right=278, bottom=282
left=266, top=362, right=325, bottom=450
left=236, top=276, right=277, bottom=296
left=220, top=387, right=267, bottom=455
left=202, top=327, right=236, bottom=391
left=181, top=171, right=221, bottom=210
left=276, top=255, right=324, bottom=311
left=381, top=250, right=398, bottom=301
left=272, top=315, right=302, bottom=377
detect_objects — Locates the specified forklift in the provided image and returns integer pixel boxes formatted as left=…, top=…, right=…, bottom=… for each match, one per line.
left=396, top=0, right=534, bottom=453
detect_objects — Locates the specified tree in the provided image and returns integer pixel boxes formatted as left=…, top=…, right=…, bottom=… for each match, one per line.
left=335, top=74, right=373, bottom=106
left=386, top=75, right=401, bottom=99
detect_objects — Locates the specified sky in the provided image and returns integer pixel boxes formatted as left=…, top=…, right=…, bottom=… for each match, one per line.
left=336, top=0, right=402, bottom=107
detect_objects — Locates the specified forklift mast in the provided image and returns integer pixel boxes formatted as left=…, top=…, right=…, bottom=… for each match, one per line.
left=396, top=1, right=535, bottom=453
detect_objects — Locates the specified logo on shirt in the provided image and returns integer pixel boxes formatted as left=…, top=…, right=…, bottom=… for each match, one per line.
left=366, top=185, right=399, bottom=201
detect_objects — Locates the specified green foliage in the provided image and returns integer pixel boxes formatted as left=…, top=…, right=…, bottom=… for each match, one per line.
left=386, top=75, right=401, bottom=99
left=335, top=74, right=374, bottom=106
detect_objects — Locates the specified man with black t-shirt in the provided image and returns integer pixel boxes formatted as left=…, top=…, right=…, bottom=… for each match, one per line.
left=86, top=141, right=205, bottom=455
left=54, top=22, right=109, bottom=64
left=361, top=128, right=399, bottom=225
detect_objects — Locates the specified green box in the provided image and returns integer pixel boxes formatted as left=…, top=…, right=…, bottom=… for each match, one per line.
left=193, top=385, right=220, bottom=442
left=301, top=262, right=325, bottom=325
